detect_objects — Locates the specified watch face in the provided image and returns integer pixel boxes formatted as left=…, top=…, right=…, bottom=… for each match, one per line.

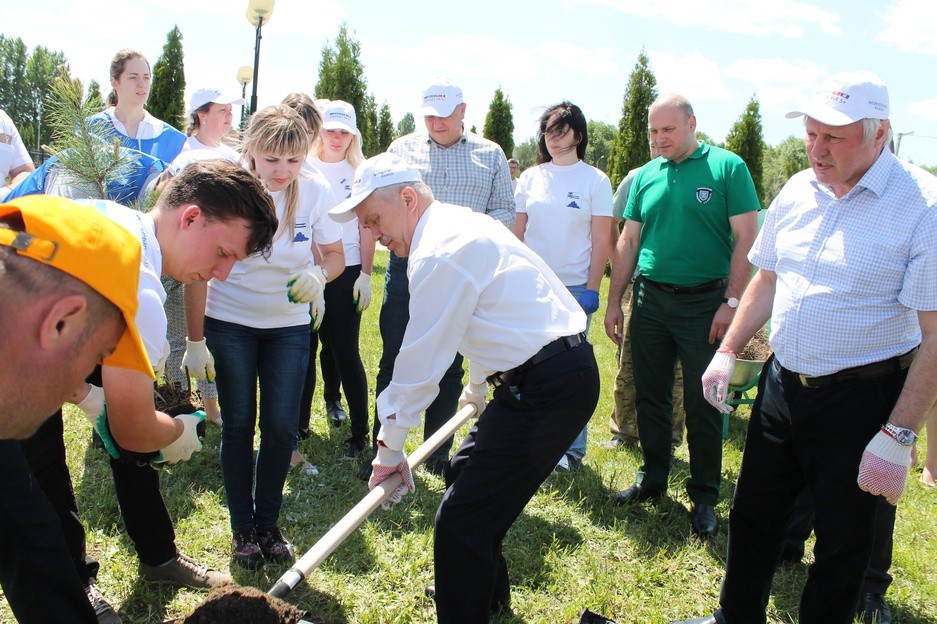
left=895, top=429, right=916, bottom=445
left=726, top=297, right=739, bottom=309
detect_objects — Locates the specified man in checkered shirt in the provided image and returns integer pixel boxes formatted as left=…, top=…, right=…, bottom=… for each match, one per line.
left=360, top=78, right=514, bottom=479
left=677, top=72, right=937, bottom=624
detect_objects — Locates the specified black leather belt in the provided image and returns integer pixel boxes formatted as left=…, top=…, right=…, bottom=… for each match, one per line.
left=785, top=347, right=918, bottom=389
left=487, top=333, right=586, bottom=388
left=642, top=276, right=727, bottom=295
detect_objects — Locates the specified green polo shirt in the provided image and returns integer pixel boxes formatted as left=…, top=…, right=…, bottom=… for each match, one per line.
left=624, top=142, right=760, bottom=286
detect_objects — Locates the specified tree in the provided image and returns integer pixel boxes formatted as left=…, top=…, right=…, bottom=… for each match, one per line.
left=725, top=94, right=766, bottom=205
left=376, top=102, right=395, bottom=152
left=23, top=46, right=68, bottom=153
left=586, top=120, right=616, bottom=172
left=397, top=112, right=415, bottom=136
left=85, top=79, right=106, bottom=113
left=0, top=35, right=30, bottom=130
left=483, top=87, right=514, bottom=158
left=607, top=49, right=658, bottom=188
left=315, top=23, right=373, bottom=148
left=514, top=137, right=538, bottom=170
left=695, top=131, right=718, bottom=147
left=762, top=135, right=809, bottom=204
left=148, top=26, right=186, bottom=131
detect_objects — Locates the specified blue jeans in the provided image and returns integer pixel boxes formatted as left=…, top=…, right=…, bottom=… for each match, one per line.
left=563, top=283, right=594, bottom=461
left=205, top=317, right=309, bottom=532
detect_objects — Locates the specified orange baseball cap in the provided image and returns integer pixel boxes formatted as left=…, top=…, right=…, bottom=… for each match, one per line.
left=0, top=195, right=154, bottom=379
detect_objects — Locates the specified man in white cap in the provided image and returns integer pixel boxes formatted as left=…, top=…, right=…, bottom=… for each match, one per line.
left=674, top=71, right=937, bottom=624
left=364, top=78, right=515, bottom=478
left=330, top=152, right=598, bottom=624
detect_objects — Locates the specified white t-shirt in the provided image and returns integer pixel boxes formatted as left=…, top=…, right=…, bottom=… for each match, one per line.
left=376, top=201, right=586, bottom=433
left=168, top=137, right=240, bottom=176
left=79, top=199, right=168, bottom=368
left=0, top=109, right=32, bottom=180
left=206, top=174, right=343, bottom=329
left=514, top=160, right=613, bottom=285
left=305, top=155, right=361, bottom=266
left=180, top=135, right=240, bottom=161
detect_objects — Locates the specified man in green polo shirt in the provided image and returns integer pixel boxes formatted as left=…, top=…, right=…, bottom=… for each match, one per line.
left=604, top=94, right=760, bottom=539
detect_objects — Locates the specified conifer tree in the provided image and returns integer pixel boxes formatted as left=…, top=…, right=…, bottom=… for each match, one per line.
left=607, top=49, right=657, bottom=187
left=148, top=26, right=186, bottom=131
left=726, top=95, right=766, bottom=205
left=483, top=87, right=514, bottom=158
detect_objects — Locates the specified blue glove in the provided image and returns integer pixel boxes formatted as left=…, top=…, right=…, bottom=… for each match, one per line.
left=576, top=289, right=600, bottom=314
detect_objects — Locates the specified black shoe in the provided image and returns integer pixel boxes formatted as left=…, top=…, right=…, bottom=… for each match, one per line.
left=344, top=436, right=368, bottom=459
left=857, top=592, right=893, bottom=624
left=357, top=457, right=374, bottom=481
left=255, top=527, right=295, bottom=564
left=612, top=483, right=663, bottom=505
left=690, top=504, right=718, bottom=540
left=326, top=400, right=347, bottom=427
left=425, top=584, right=510, bottom=615
left=671, top=617, right=717, bottom=624
left=424, top=456, right=449, bottom=477
left=231, top=529, right=265, bottom=570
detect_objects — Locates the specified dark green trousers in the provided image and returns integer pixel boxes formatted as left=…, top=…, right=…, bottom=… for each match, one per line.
left=630, top=278, right=724, bottom=504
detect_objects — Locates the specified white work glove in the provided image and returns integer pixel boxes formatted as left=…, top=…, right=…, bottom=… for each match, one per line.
left=458, top=382, right=488, bottom=418
left=701, top=350, right=737, bottom=413
left=76, top=384, right=105, bottom=426
left=152, top=411, right=205, bottom=465
left=182, top=338, right=216, bottom=382
left=858, top=430, right=912, bottom=505
left=368, top=445, right=415, bottom=510
left=353, top=271, right=372, bottom=314
left=287, top=266, right=327, bottom=304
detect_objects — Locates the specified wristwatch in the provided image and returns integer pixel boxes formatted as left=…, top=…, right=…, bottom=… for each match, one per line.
left=882, top=422, right=917, bottom=446
left=723, top=297, right=739, bottom=309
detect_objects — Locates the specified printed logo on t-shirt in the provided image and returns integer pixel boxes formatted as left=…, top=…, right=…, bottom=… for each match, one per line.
left=566, top=191, right=582, bottom=209
left=293, top=219, right=309, bottom=243
left=341, top=178, right=352, bottom=199
left=696, top=187, right=713, bottom=204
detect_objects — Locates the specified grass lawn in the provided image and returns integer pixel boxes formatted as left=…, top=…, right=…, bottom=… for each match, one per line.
left=4, top=248, right=935, bottom=623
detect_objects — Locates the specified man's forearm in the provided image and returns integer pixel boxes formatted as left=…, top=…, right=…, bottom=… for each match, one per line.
left=721, top=269, right=774, bottom=354
left=887, top=313, right=937, bottom=432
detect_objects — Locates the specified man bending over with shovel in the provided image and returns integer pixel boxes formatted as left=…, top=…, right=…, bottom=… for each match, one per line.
left=328, top=153, right=600, bottom=624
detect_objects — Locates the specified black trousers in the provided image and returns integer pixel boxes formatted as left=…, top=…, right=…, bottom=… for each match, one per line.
left=716, top=356, right=907, bottom=624
left=0, top=438, right=97, bottom=623
left=783, top=486, right=894, bottom=595
left=433, top=341, right=599, bottom=624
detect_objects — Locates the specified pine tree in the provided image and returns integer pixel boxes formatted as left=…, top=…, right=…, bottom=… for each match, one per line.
left=397, top=112, right=415, bottom=136
left=148, top=26, right=186, bottom=131
left=585, top=120, right=616, bottom=172
left=483, top=87, right=514, bottom=158
left=607, top=49, right=658, bottom=187
left=762, top=135, right=809, bottom=204
left=376, top=103, right=395, bottom=152
left=85, top=79, right=106, bottom=113
left=315, top=23, right=372, bottom=148
left=725, top=95, right=766, bottom=205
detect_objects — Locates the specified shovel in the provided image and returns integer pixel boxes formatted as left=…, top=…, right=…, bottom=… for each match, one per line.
left=268, top=403, right=477, bottom=598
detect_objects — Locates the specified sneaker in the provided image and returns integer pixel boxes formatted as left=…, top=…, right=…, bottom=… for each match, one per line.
left=256, top=527, right=295, bottom=564
left=232, top=528, right=265, bottom=570
left=554, top=453, right=582, bottom=473
left=138, top=552, right=233, bottom=589
left=344, top=435, right=368, bottom=460
left=326, top=400, right=347, bottom=427
left=86, top=580, right=123, bottom=624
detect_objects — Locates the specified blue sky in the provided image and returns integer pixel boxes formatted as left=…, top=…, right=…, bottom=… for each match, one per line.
left=4, top=0, right=936, bottom=166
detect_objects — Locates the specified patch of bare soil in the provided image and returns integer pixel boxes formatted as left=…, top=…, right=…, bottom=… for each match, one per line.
left=738, top=327, right=772, bottom=361
left=167, top=585, right=308, bottom=624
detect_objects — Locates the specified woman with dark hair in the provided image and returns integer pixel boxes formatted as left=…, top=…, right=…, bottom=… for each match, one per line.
left=511, top=101, right=614, bottom=471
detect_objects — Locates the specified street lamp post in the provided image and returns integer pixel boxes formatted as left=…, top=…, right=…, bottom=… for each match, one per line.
left=246, top=0, right=276, bottom=115
left=236, top=65, right=253, bottom=130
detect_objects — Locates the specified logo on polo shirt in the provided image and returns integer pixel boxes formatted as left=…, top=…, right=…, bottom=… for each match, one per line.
left=566, top=191, right=582, bottom=209
left=696, top=187, right=713, bottom=204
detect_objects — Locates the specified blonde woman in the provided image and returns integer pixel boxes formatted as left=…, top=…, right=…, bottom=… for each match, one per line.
left=188, top=105, right=344, bottom=569
left=300, top=99, right=374, bottom=460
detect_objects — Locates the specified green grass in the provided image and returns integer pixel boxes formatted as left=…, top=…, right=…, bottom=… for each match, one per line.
left=4, top=248, right=936, bottom=623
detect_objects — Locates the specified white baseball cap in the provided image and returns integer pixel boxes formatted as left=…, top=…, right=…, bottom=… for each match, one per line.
left=329, top=153, right=423, bottom=223
left=420, top=78, right=463, bottom=118
left=785, top=71, right=889, bottom=126
left=320, top=100, right=358, bottom=134
left=189, top=87, right=245, bottom=113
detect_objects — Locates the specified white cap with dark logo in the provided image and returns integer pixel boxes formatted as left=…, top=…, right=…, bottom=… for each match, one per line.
left=320, top=100, right=358, bottom=135
left=420, top=78, right=463, bottom=118
left=785, top=71, right=889, bottom=126
left=329, top=153, right=423, bottom=223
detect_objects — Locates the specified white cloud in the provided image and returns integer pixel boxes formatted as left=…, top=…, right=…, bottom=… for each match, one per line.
left=876, top=0, right=937, bottom=55
left=910, top=95, right=937, bottom=121
left=648, top=50, right=729, bottom=102
left=577, top=0, right=842, bottom=37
